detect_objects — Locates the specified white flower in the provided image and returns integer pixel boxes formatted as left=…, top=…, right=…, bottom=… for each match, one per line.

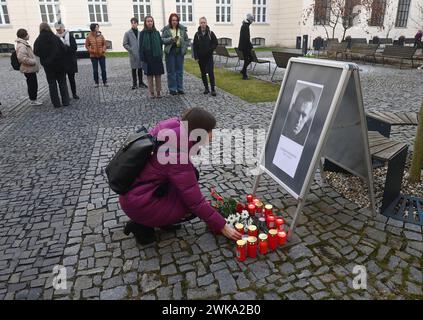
left=241, top=210, right=249, bottom=220
left=226, top=214, right=238, bottom=227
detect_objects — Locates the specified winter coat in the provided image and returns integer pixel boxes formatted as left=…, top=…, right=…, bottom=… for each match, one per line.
left=139, top=30, right=165, bottom=76
left=123, top=28, right=142, bottom=69
left=33, top=30, right=66, bottom=73
left=119, top=117, right=226, bottom=234
left=193, top=26, right=218, bottom=60
left=85, top=31, right=106, bottom=58
left=161, top=24, right=189, bottom=55
left=238, top=20, right=253, bottom=52
left=57, top=32, right=78, bottom=74
left=15, top=38, right=40, bottom=74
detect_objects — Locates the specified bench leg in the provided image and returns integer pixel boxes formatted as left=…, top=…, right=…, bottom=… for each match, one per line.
left=268, top=62, right=271, bottom=75
left=225, top=57, right=229, bottom=66
left=271, top=66, right=277, bottom=81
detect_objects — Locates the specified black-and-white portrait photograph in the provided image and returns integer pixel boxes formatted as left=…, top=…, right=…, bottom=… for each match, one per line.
left=281, top=80, right=323, bottom=146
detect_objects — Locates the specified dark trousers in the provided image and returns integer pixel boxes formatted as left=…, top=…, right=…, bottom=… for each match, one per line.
left=67, top=72, right=77, bottom=96
left=45, top=70, right=69, bottom=108
left=241, top=50, right=253, bottom=76
left=90, top=57, right=107, bottom=84
left=198, top=56, right=215, bottom=90
left=24, top=73, right=38, bottom=101
left=131, top=68, right=144, bottom=86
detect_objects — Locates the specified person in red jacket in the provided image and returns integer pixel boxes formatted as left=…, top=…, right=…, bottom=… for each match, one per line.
left=119, top=108, right=242, bottom=244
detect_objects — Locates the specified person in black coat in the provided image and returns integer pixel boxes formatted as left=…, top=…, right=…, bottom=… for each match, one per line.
left=193, top=17, right=218, bottom=96
left=55, top=22, right=79, bottom=99
left=34, top=22, right=70, bottom=108
left=238, top=13, right=255, bottom=80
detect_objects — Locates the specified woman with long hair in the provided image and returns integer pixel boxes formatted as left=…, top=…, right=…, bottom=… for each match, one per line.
left=139, top=16, right=165, bottom=98
left=161, top=13, right=189, bottom=95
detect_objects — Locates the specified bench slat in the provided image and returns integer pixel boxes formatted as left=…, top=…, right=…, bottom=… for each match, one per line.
left=373, top=142, right=407, bottom=161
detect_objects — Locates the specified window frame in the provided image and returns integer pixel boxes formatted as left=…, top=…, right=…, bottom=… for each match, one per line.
left=132, top=0, right=151, bottom=23
left=313, top=0, right=331, bottom=26
left=0, top=0, right=10, bottom=25
left=252, top=0, right=267, bottom=24
left=368, top=0, right=386, bottom=27
left=395, top=0, right=411, bottom=28
left=176, top=0, right=193, bottom=24
left=216, top=0, right=231, bottom=24
left=88, top=0, right=109, bottom=24
left=39, top=0, right=60, bottom=25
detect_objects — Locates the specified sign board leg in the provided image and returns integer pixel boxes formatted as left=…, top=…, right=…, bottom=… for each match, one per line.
left=252, top=171, right=262, bottom=195
left=287, top=198, right=305, bottom=241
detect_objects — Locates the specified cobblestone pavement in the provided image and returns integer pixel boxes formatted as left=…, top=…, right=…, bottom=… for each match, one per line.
left=0, top=57, right=422, bottom=300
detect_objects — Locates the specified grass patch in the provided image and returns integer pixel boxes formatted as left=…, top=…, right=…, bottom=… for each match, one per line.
left=184, top=58, right=279, bottom=103
left=105, top=51, right=129, bottom=58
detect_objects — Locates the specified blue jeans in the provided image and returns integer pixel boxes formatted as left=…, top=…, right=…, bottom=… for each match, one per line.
left=91, top=56, right=107, bottom=84
left=165, top=51, right=184, bottom=92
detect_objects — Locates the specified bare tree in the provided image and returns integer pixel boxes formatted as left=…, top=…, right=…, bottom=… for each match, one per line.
left=409, top=101, right=423, bottom=183
left=410, top=1, right=423, bottom=30
left=361, top=0, right=396, bottom=38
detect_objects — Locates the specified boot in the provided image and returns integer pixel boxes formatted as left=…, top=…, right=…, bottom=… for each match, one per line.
left=123, top=220, right=156, bottom=245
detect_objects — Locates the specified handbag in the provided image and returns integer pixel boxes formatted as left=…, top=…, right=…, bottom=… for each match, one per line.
left=105, top=126, right=158, bottom=195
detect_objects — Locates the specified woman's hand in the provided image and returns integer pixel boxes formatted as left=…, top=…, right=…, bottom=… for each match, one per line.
left=221, top=224, right=242, bottom=241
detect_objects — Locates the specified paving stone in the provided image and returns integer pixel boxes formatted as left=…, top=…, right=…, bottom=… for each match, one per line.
left=161, top=264, right=177, bottom=276
left=249, top=261, right=271, bottom=280
left=288, top=245, right=313, bottom=261
left=187, top=284, right=218, bottom=300
left=214, top=269, right=237, bottom=295
left=233, top=291, right=257, bottom=300
left=140, top=274, right=162, bottom=293
left=286, top=290, right=309, bottom=300
left=100, top=286, right=128, bottom=300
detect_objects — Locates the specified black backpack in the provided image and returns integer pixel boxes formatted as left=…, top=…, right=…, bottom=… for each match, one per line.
left=10, top=51, right=21, bottom=71
left=105, top=126, right=159, bottom=195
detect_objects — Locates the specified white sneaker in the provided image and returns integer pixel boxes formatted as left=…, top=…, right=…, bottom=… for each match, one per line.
left=29, top=100, right=43, bottom=106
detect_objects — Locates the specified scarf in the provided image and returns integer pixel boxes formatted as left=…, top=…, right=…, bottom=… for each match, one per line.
left=143, top=28, right=162, bottom=58
left=57, top=30, right=70, bottom=47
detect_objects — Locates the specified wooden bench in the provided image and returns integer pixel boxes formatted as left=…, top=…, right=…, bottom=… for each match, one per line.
left=326, top=42, right=348, bottom=60
left=366, top=111, right=419, bottom=138
left=367, top=131, right=409, bottom=215
left=214, top=45, right=238, bottom=66
left=250, top=50, right=271, bottom=74
left=271, top=51, right=303, bottom=81
left=381, top=45, right=417, bottom=68
left=344, top=43, right=379, bottom=64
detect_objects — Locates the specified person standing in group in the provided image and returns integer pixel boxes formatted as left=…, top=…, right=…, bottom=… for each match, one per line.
left=85, top=23, right=108, bottom=87
left=238, top=13, right=255, bottom=80
left=139, top=16, right=165, bottom=99
left=15, top=28, right=42, bottom=106
left=161, top=13, right=189, bottom=95
left=123, top=17, right=148, bottom=90
left=54, top=22, right=79, bottom=99
left=193, top=17, right=218, bottom=96
left=414, top=30, right=422, bottom=48
left=34, top=23, right=69, bottom=108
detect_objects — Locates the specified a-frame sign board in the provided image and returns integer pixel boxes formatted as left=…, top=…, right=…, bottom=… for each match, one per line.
left=253, top=58, right=376, bottom=241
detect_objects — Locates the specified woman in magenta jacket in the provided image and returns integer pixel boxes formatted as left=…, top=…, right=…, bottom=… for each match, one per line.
left=119, top=108, right=242, bottom=244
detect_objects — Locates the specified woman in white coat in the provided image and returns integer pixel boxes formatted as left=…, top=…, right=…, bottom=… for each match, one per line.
left=123, top=17, right=147, bottom=89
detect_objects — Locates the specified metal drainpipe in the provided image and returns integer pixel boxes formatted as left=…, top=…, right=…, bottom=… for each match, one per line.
left=161, top=0, right=166, bottom=28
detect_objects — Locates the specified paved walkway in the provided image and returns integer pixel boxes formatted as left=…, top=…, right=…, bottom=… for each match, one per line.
left=0, top=57, right=421, bottom=300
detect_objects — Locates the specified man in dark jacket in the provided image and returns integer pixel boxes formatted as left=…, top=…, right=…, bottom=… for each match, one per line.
left=193, top=17, right=218, bottom=96
left=34, top=22, right=70, bottom=108
left=55, top=22, right=79, bottom=99
left=238, top=13, right=255, bottom=80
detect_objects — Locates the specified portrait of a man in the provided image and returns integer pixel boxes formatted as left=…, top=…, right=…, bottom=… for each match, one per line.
left=281, top=84, right=320, bottom=146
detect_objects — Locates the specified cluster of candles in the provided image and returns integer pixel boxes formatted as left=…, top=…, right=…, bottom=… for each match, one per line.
left=235, top=194, right=287, bottom=262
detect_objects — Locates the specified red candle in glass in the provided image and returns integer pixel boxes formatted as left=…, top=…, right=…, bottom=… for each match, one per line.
left=277, top=231, right=287, bottom=246
left=258, top=233, right=268, bottom=255
left=247, top=236, right=257, bottom=258
left=246, top=194, right=254, bottom=203
left=236, top=239, right=247, bottom=262
left=247, top=203, right=256, bottom=216
left=235, top=223, right=244, bottom=235
left=264, top=204, right=273, bottom=216
left=268, top=229, right=278, bottom=250
left=255, top=201, right=263, bottom=214
left=248, top=225, right=258, bottom=238
left=266, top=215, right=276, bottom=229
left=275, top=217, right=285, bottom=231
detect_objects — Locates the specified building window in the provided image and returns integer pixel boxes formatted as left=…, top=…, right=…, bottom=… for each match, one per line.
left=39, top=0, right=60, bottom=24
left=395, top=0, right=410, bottom=27
left=216, top=0, right=231, bottom=23
left=344, top=0, right=361, bottom=28
left=253, top=0, right=266, bottom=23
left=314, top=0, right=331, bottom=25
left=0, top=0, right=10, bottom=25
left=176, top=0, right=193, bottom=23
left=88, top=0, right=109, bottom=23
left=369, top=0, right=386, bottom=27
left=133, top=0, right=151, bottom=22
left=217, top=37, right=232, bottom=46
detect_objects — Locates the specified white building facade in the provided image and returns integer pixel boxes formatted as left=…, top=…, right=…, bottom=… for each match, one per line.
left=0, top=0, right=421, bottom=51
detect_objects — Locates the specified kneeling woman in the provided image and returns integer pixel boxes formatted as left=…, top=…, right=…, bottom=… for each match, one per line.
left=119, top=108, right=242, bottom=244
